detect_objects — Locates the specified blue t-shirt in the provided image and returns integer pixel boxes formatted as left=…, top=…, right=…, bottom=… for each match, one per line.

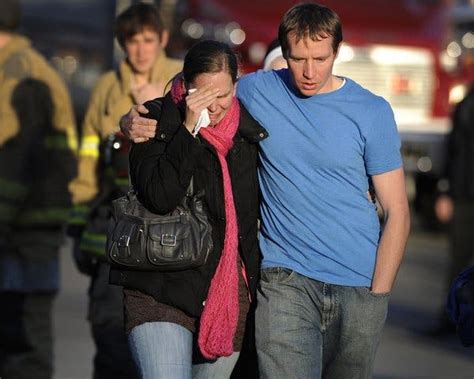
left=237, top=69, right=402, bottom=286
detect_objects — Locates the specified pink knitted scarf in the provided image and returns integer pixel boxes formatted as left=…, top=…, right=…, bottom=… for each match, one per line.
left=171, top=75, right=241, bottom=359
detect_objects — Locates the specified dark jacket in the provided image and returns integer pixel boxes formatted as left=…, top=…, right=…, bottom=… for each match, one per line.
left=0, top=37, right=77, bottom=290
left=109, top=93, right=268, bottom=317
left=445, top=87, right=474, bottom=200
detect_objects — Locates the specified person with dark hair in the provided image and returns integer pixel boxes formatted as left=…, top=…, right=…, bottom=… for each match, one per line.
left=67, top=3, right=181, bottom=379
left=0, top=1, right=78, bottom=378
left=109, top=39, right=267, bottom=378
left=115, top=2, right=166, bottom=48
left=120, top=3, right=410, bottom=378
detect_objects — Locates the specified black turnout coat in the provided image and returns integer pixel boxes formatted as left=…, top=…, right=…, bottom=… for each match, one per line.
left=109, top=93, right=268, bottom=317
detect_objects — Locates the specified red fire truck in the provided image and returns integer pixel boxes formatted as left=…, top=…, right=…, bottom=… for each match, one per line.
left=173, top=0, right=473, bottom=224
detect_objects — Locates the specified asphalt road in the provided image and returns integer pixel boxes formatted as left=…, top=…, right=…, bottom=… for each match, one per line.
left=53, top=222, right=474, bottom=379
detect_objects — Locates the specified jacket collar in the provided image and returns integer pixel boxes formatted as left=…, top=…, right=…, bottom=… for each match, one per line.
left=118, top=53, right=173, bottom=96
left=237, top=101, right=268, bottom=143
left=0, top=35, right=30, bottom=67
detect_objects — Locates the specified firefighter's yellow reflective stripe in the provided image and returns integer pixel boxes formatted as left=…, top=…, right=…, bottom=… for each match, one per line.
left=114, top=177, right=130, bottom=188
left=79, top=149, right=99, bottom=158
left=80, top=231, right=107, bottom=256
left=0, top=202, right=18, bottom=222
left=68, top=205, right=91, bottom=225
left=66, top=125, right=78, bottom=152
left=17, top=207, right=71, bottom=224
left=79, top=135, right=100, bottom=158
left=0, top=178, right=28, bottom=200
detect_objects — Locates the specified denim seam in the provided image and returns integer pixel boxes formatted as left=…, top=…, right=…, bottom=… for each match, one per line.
left=322, top=283, right=330, bottom=331
left=331, top=288, right=339, bottom=326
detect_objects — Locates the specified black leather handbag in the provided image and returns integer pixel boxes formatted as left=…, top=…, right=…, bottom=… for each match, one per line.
left=106, top=181, right=213, bottom=271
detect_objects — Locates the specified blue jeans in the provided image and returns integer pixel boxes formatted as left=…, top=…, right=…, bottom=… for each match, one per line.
left=255, top=268, right=389, bottom=379
left=128, top=321, right=240, bottom=379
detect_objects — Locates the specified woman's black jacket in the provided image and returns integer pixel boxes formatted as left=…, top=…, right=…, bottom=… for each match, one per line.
left=109, top=93, right=268, bottom=317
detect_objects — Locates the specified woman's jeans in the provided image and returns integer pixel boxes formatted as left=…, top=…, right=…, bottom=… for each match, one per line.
left=128, top=321, right=240, bottom=379
left=255, top=268, right=390, bottom=379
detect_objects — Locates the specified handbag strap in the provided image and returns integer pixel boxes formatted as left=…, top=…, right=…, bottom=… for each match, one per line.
left=126, top=177, right=194, bottom=212
left=126, top=191, right=139, bottom=214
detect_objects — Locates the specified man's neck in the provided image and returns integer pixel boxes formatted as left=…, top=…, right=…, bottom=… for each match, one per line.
left=132, top=72, right=150, bottom=87
left=323, top=75, right=344, bottom=94
left=0, top=32, right=13, bottom=50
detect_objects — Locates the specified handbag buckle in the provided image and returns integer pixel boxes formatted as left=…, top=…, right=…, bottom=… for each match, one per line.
left=118, top=235, right=131, bottom=247
left=161, top=234, right=177, bottom=247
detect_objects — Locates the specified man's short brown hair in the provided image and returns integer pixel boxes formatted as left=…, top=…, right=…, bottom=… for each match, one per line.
left=278, top=3, right=343, bottom=57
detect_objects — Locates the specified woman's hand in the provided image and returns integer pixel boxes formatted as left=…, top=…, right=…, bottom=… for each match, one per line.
left=183, top=84, right=220, bottom=133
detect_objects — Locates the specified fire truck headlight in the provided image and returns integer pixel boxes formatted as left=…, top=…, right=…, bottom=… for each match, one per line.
left=181, top=19, right=204, bottom=39
left=440, top=51, right=458, bottom=72
left=417, top=156, right=432, bottom=173
left=447, top=41, right=462, bottom=57
left=462, top=32, right=474, bottom=49
left=440, top=41, right=462, bottom=72
left=449, top=84, right=468, bottom=105
left=229, top=28, right=245, bottom=45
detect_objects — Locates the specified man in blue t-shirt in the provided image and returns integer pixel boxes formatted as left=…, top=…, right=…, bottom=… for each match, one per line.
left=237, top=4, right=409, bottom=378
left=120, top=4, right=410, bottom=377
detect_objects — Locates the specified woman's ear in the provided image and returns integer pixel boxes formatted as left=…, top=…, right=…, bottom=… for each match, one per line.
left=184, top=81, right=191, bottom=93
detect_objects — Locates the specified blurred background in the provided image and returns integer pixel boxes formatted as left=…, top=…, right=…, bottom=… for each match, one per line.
left=19, top=0, right=474, bottom=226
left=15, top=0, right=474, bottom=377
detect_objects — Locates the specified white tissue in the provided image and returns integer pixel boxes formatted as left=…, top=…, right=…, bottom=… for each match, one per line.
left=188, top=89, right=211, bottom=136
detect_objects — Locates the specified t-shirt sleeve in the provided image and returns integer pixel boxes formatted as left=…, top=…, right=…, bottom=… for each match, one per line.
left=364, top=99, right=403, bottom=175
left=236, top=72, right=258, bottom=111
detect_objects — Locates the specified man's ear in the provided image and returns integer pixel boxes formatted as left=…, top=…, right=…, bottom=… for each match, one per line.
left=159, top=29, right=170, bottom=49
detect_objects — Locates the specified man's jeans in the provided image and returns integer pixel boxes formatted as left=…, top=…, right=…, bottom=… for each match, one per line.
left=128, top=321, right=240, bottom=379
left=255, top=268, right=389, bottom=379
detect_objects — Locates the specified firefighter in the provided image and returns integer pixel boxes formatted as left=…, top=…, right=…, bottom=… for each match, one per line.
left=0, top=1, right=78, bottom=378
left=67, top=3, right=182, bottom=378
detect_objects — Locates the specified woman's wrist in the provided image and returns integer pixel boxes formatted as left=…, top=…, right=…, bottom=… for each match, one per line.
left=182, top=121, right=195, bottom=134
